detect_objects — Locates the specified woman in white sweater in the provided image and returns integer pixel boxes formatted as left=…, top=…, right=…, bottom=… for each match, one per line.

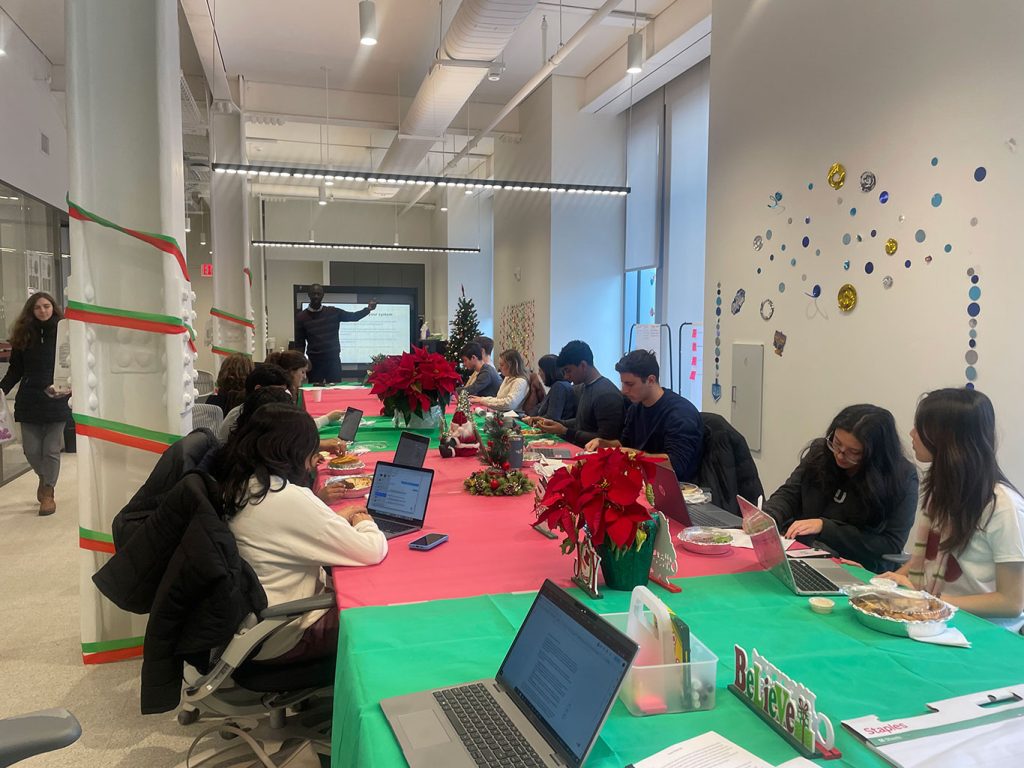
left=470, top=349, right=529, bottom=412
left=218, top=404, right=388, bottom=662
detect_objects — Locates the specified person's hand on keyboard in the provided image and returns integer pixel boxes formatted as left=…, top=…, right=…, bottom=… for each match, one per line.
left=785, top=518, right=824, bottom=538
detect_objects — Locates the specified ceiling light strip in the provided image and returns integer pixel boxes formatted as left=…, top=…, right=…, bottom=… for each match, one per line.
left=215, top=163, right=629, bottom=196
left=252, top=240, right=481, bottom=255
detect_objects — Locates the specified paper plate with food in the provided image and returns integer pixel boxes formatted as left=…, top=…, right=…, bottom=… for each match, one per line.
left=677, top=526, right=733, bottom=556
left=326, top=453, right=366, bottom=475
left=846, top=585, right=957, bottom=637
left=324, top=474, right=374, bottom=498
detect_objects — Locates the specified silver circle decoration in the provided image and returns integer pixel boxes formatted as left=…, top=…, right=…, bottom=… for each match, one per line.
left=965, top=269, right=980, bottom=388
left=860, top=171, right=877, bottom=192
left=753, top=235, right=764, bottom=251
left=882, top=275, right=894, bottom=289
left=760, top=298, right=775, bottom=321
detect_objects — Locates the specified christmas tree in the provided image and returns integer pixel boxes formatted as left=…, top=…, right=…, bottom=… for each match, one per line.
left=447, top=286, right=482, bottom=378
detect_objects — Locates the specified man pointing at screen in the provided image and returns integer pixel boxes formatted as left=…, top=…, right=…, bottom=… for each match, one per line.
left=295, top=284, right=377, bottom=383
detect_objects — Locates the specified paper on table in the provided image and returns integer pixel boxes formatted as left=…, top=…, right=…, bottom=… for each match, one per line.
left=629, top=731, right=810, bottom=768
left=908, top=624, right=971, bottom=648
left=727, top=529, right=796, bottom=550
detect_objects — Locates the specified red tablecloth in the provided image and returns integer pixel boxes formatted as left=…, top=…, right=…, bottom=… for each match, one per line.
left=304, top=386, right=383, bottom=419
left=327, top=451, right=765, bottom=609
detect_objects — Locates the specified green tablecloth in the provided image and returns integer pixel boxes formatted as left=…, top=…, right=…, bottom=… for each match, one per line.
left=318, top=415, right=443, bottom=452
left=330, top=570, right=1024, bottom=767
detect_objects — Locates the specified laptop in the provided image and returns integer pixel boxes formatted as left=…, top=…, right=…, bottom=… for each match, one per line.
left=366, top=461, right=434, bottom=539
left=381, top=580, right=638, bottom=768
left=737, top=496, right=862, bottom=595
left=649, top=463, right=743, bottom=528
left=338, top=407, right=363, bottom=443
left=394, top=431, right=430, bottom=468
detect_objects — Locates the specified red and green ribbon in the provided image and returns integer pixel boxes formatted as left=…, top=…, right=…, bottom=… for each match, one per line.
left=67, top=196, right=190, bottom=283
left=243, top=267, right=252, bottom=287
left=74, top=413, right=181, bottom=454
left=79, top=526, right=115, bottom=554
left=66, top=300, right=198, bottom=354
left=210, top=307, right=255, bottom=330
left=82, top=635, right=144, bottom=665
left=212, top=344, right=252, bottom=358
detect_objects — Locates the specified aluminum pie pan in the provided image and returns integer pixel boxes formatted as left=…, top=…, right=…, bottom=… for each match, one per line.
left=848, top=594, right=956, bottom=638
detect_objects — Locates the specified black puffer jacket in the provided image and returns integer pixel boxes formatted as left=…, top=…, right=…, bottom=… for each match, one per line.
left=93, top=470, right=266, bottom=714
left=0, top=317, right=71, bottom=423
left=696, top=412, right=765, bottom=515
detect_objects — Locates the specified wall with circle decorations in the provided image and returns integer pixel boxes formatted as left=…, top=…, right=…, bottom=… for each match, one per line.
left=705, top=0, right=1024, bottom=491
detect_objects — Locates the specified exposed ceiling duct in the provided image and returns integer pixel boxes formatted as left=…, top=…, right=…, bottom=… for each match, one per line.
left=375, top=0, right=538, bottom=175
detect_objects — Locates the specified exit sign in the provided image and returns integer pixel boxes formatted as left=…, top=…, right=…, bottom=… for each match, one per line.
left=201, top=263, right=213, bottom=277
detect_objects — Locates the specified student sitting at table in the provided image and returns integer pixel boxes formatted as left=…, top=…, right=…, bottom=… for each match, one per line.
left=883, top=388, right=1024, bottom=632
left=763, top=404, right=918, bottom=574
left=219, top=404, right=387, bottom=663
left=528, top=354, right=576, bottom=421
left=205, top=353, right=253, bottom=415
left=469, top=349, right=530, bottom=412
left=527, top=339, right=625, bottom=448
left=585, top=350, right=702, bottom=482
left=475, top=335, right=495, bottom=368
left=459, top=342, right=501, bottom=397
left=265, top=350, right=313, bottom=399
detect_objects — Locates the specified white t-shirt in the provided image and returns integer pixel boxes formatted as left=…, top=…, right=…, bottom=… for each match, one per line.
left=228, top=476, right=388, bottom=658
left=941, top=483, right=1024, bottom=632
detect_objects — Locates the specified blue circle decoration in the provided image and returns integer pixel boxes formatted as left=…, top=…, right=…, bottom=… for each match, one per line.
left=969, top=330, right=977, bottom=338
left=944, top=244, right=952, bottom=253
left=870, top=229, right=877, bottom=237
left=805, top=217, right=811, bottom=224
left=974, top=166, right=987, bottom=182
left=969, top=339, right=976, bottom=348
left=791, top=258, right=797, bottom=266
left=757, top=267, right=762, bottom=274
left=775, top=192, right=783, bottom=201
left=931, top=193, right=943, bottom=207
left=811, top=284, right=821, bottom=297
left=716, top=296, right=722, bottom=305
left=967, top=302, right=981, bottom=317
left=850, top=207, right=857, bottom=216
left=766, top=229, right=773, bottom=240
left=779, top=282, right=786, bottom=293
left=843, top=260, right=851, bottom=270
left=781, top=244, right=787, bottom=252
left=715, top=348, right=720, bottom=356
left=715, top=307, right=721, bottom=316
left=808, top=182, right=814, bottom=190
left=865, top=262, right=874, bottom=274
left=857, top=235, right=863, bottom=242
left=815, top=249, right=821, bottom=256
left=802, top=236, right=810, bottom=247
left=879, top=191, right=889, bottom=204
left=770, top=254, right=775, bottom=261
left=971, top=275, right=979, bottom=284
left=966, top=382, right=975, bottom=390
left=842, top=233, right=852, bottom=245
left=915, top=229, right=926, bottom=243
left=931, top=157, right=939, bottom=166
left=905, top=260, right=912, bottom=268
left=966, top=366, right=977, bottom=381
left=969, top=286, right=981, bottom=300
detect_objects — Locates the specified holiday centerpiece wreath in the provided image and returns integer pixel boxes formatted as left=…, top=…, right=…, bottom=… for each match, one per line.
left=463, top=412, right=534, bottom=496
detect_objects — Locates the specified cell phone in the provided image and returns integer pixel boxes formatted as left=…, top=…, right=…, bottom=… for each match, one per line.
left=408, top=533, right=448, bottom=551
left=338, top=407, right=363, bottom=442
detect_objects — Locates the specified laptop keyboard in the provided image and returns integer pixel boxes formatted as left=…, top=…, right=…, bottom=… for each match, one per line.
left=688, top=507, right=729, bottom=527
left=374, top=519, right=412, bottom=537
left=433, top=684, right=547, bottom=768
left=789, top=558, right=841, bottom=593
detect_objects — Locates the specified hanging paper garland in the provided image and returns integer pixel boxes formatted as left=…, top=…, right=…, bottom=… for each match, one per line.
left=67, top=196, right=190, bottom=282
left=65, top=300, right=197, bottom=354
left=73, top=412, right=180, bottom=454
left=212, top=344, right=253, bottom=358
left=210, top=306, right=255, bottom=330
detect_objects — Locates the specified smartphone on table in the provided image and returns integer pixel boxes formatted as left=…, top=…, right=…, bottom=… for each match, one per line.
left=408, top=533, right=448, bottom=551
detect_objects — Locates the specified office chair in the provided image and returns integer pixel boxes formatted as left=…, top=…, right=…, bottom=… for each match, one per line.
left=191, top=403, right=224, bottom=434
left=195, top=369, right=215, bottom=397
left=0, top=709, right=81, bottom=767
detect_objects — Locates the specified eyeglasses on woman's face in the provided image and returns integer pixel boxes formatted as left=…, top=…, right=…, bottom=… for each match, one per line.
left=826, top=430, right=864, bottom=464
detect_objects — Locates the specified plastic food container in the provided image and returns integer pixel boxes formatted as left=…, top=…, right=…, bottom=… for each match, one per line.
left=324, top=474, right=373, bottom=498
left=602, top=612, right=717, bottom=716
left=326, top=455, right=366, bottom=475
left=677, top=527, right=732, bottom=556
left=846, top=585, right=956, bottom=637
left=808, top=597, right=834, bottom=614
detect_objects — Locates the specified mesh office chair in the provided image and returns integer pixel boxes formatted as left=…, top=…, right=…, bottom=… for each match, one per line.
left=192, top=403, right=224, bottom=434
left=0, top=709, right=80, bottom=767
left=195, top=369, right=215, bottom=397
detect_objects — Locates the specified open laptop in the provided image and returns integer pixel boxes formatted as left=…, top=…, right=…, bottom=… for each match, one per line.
left=382, top=580, right=638, bottom=768
left=649, top=463, right=743, bottom=528
left=338, top=407, right=363, bottom=443
left=737, top=496, right=862, bottom=595
left=365, top=461, right=434, bottom=539
left=394, top=431, right=430, bottom=468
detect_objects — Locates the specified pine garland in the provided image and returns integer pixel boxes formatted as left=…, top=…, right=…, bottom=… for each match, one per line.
left=464, top=468, right=534, bottom=496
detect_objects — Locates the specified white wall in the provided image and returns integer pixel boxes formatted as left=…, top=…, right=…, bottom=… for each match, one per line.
left=706, top=0, right=1024, bottom=492
left=0, top=17, right=68, bottom=209
left=446, top=191, right=493, bottom=338
left=264, top=257, right=322, bottom=353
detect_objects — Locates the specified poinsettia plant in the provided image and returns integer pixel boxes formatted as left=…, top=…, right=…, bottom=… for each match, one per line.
left=535, top=448, right=661, bottom=555
left=366, top=345, right=463, bottom=421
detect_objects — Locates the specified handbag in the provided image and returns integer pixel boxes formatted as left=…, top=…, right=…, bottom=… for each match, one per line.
left=0, top=395, right=15, bottom=446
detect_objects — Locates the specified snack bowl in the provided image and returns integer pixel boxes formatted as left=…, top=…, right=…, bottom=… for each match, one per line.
left=808, top=597, right=835, bottom=615
left=326, top=454, right=366, bottom=475
left=846, top=585, right=956, bottom=638
left=324, top=474, right=373, bottom=498
left=677, top=526, right=733, bottom=556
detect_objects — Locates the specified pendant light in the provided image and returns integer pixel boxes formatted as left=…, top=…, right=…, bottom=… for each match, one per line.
left=359, top=1, right=378, bottom=46
left=626, top=1, right=643, bottom=74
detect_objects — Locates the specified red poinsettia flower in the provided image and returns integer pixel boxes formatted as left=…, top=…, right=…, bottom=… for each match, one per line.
left=367, top=349, right=462, bottom=419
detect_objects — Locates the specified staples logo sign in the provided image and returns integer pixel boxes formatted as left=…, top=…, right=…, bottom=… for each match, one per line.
left=862, top=723, right=909, bottom=736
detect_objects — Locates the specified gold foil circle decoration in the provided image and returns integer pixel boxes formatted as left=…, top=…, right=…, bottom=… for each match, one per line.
left=827, top=163, right=847, bottom=190
left=837, top=283, right=858, bottom=312
left=885, top=238, right=898, bottom=255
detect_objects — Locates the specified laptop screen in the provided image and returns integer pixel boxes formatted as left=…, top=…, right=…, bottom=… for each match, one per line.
left=338, top=407, right=363, bottom=442
left=649, top=462, right=689, bottom=526
left=393, top=431, right=429, bottom=468
left=738, top=496, right=787, bottom=571
left=367, top=462, right=433, bottom=523
left=496, top=581, right=637, bottom=768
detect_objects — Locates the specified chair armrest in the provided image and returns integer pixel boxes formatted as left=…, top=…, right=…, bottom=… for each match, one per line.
left=0, top=709, right=81, bottom=766
left=881, top=553, right=910, bottom=566
left=259, top=593, right=336, bottom=619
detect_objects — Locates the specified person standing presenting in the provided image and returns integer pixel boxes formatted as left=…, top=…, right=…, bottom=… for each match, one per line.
left=0, top=292, right=72, bottom=516
left=294, top=284, right=376, bottom=384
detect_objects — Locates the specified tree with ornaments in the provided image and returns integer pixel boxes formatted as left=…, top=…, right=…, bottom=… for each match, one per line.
left=446, top=286, right=482, bottom=379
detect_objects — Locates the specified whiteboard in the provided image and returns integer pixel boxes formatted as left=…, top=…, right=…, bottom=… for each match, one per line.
left=633, top=324, right=663, bottom=362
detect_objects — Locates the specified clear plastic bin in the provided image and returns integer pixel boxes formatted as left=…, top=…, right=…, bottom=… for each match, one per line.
left=602, top=612, right=718, bottom=716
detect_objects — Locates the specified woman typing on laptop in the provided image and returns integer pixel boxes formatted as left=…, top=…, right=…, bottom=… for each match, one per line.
left=762, top=404, right=918, bottom=573
left=215, top=404, right=387, bottom=662
left=882, top=388, right=1024, bottom=632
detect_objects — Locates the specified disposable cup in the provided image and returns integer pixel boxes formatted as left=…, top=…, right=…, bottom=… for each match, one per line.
left=308, top=387, right=323, bottom=402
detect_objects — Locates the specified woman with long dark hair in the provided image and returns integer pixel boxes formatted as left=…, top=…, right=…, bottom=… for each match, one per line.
left=219, top=404, right=387, bottom=662
left=763, top=404, right=917, bottom=572
left=528, top=353, right=576, bottom=421
left=0, top=292, right=71, bottom=516
left=883, top=389, right=1024, bottom=631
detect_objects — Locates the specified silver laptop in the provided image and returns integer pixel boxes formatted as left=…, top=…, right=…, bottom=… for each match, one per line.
left=650, top=463, right=743, bottom=528
left=738, top=496, right=862, bottom=595
left=381, top=580, right=638, bottom=768
left=366, top=461, right=434, bottom=539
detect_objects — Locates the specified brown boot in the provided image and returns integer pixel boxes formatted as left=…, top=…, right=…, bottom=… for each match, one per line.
left=39, top=485, right=56, bottom=516
left=37, top=477, right=44, bottom=502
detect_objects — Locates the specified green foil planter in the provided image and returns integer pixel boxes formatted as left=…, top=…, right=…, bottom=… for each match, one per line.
left=598, top=517, right=658, bottom=591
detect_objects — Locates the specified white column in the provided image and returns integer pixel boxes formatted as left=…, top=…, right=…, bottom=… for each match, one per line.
left=67, top=0, right=194, bottom=661
left=210, top=94, right=254, bottom=365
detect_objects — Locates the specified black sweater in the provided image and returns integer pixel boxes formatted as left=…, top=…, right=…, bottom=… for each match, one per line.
left=0, top=318, right=72, bottom=424
left=762, top=454, right=918, bottom=573
left=560, top=375, right=625, bottom=447
left=294, top=305, right=371, bottom=356
left=621, top=389, right=703, bottom=482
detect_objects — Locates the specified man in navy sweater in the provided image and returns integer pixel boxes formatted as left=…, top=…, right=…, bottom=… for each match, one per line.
left=586, top=350, right=703, bottom=482
left=294, top=284, right=376, bottom=383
